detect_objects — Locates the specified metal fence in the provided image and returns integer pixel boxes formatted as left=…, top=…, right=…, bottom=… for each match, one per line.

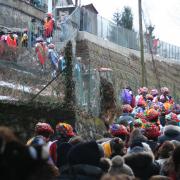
left=80, top=8, right=180, bottom=61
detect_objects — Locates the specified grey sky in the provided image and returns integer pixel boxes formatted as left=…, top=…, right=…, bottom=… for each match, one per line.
left=73, top=0, right=180, bottom=46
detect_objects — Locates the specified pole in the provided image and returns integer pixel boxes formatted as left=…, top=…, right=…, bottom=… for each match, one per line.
left=138, top=0, right=147, bottom=87
left=75, top=0, right=78, bottom=6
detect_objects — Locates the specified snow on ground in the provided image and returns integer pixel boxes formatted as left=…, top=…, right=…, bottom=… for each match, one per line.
left=10, top=68, right=35, bottom=77
left=0, top=81, right=52, bottom=96
left=0, top=95, right=18, bottom=101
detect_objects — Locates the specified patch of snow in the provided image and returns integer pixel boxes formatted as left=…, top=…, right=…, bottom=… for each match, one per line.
left=0, top=81, right=52, bottom=96
left=10, top=68, right=35, bottom=77
left=0, top=95, right=18, bottom=101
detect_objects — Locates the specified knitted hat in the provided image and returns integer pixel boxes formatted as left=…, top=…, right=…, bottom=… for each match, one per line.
left=110, top=124, right=129, bottom=136
left=68, top=141, right=102, bottom=166
left=146, top=109, right=159, bottom=122
left=109, top=155, right=134, bottom=176
left=122, top=104, right=133, bottom=113
left=135, top=112, right=146, bottom=120
left=144, top=123, right=160, bottom=139
left=56, top=122, right=75, bottom=137
left=35, top=122, right=54, bottom=134
left=165, top=112, right=179, bottom=122
left=134, top=119, right=143, bottom=128
left=137, top=96, right=146, bottom=107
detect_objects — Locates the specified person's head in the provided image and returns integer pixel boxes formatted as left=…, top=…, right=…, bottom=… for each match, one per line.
left=36, top=37, right=44, bottom=43
left=165, top=112, right=179, bottom=125
left=68, top=141, right=103, bottom=167
left=144, top=123, right=160, bottom=141
left=0, top=126, right=18, bottom=142
left=99, top=157, right=111, bottom=173
left=48, top=43, right=55, bottom=49
left=55, top=122, right=75, bottom=139
left=109, top=155, right=134, bottom=176
left=110, top=138, right=126, bottom=157
left=122, top=104, right=133, bottom=113
left=161, top=87, right=169, bottom=95
left=109, top=124, right=129, bottom=141
left=146, top=94, right=154, bottom=101
left=128, top=128, right=147, bottom=147
left=146, top=108, right=159, bottom=122
left=0, top=139, right=56, bottom=180
left=157, top=141, right=175, bottom=159
left=35, top=122, right=54, bottom=142
left=172, top=146, right=180, bottom=172
left=150, top=89, right=159, bottom=97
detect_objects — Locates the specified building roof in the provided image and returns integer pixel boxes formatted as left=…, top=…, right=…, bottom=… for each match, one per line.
left=82, top=3, right=98, bottom=14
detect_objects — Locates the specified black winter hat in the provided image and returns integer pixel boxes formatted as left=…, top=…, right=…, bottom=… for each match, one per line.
left=68, top=141, right=102, bottom=166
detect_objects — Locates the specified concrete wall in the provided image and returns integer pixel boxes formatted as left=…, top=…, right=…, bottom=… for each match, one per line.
left=0, top=0, right=46, bottom=27
left=76, top=31, right=180, bottom=103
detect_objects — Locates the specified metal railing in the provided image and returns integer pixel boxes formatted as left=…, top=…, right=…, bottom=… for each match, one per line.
left=80, top=8, right=180, bottom=61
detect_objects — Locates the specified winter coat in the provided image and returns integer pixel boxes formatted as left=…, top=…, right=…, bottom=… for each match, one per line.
left=58, top=164, right=103, bottom=180
left=158, top=125, right=180, bottom=144
left=124, top=151, right=160, bottom=180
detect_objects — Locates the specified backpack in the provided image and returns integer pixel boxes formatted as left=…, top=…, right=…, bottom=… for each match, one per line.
left=121, top=89, right=132, bottom=104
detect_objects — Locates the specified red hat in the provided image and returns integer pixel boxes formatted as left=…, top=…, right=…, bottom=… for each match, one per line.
left=144, top=123, right=160, bottom=139
left=110, top=124, right=129, bottom=136
left=56, top=122, right=75, bottom=137
left=35, top=122, right=54, bottom=134
left=47, top=13, right=52, bottom=18
left=137, top=96, right=146, bottom=107
left=165, top=113, right=179, bottom=122
left=135, top=112, right=146, bottom=120
left=122, top=104, right=133, bottom=113
left=146, top=109, right=159, bottom=122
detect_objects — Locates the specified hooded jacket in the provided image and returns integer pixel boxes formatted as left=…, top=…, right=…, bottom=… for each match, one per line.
left=124, top=151, right=160, bottom=180
left=158, top=125, right=180, bottom=144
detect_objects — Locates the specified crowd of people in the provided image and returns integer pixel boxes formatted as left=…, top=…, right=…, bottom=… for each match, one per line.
left=0, top=86, right=180, bottom=179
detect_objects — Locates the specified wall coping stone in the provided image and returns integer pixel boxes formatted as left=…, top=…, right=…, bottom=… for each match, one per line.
left=0, top=0, right=46, bottom=20
left=77, top=31, right=180, bottom=65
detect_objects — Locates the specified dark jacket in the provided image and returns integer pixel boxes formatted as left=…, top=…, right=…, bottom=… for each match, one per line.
left=124, top=151, right=160, bottom=180
left=58, top=164, right=103, bottom=180
left=158, top=125, right=180, bottom=144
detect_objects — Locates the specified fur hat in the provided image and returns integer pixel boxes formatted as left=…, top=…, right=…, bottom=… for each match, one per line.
left=109, top=155, right=134, bottom=176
